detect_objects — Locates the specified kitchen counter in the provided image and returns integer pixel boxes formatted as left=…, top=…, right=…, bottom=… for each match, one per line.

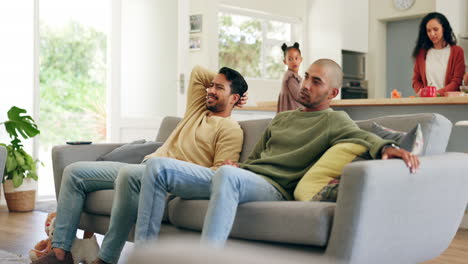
left=234, top=97, right=468, bottom=152
left=240, top=97, right=468, bottom=112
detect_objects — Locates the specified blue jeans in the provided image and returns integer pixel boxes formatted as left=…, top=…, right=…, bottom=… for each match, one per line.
left=135, top=157, right=285, bottom=246
left=52, top=161, right=145, bottom=263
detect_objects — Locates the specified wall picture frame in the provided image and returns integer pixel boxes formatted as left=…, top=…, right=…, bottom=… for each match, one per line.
left=189, top=36, right=201, bottom=51
left=190, top=14, right=202, bottom=33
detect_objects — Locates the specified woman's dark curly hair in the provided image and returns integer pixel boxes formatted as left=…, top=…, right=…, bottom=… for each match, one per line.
left=412, top=12, right=457, bottom=58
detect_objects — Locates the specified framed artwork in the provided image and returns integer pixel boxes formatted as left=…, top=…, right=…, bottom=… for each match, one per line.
left=190, top=14, right=202, bottom=33
left=189, top=37, right=201, bottom=51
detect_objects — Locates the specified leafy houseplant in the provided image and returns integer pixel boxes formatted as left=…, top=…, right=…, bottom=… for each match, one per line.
left=1, top=106, right=40, bottom=212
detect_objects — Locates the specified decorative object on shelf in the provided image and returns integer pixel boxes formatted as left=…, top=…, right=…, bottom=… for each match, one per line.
left=391, top=89, right=402, bottom=98
left=393, top=0, right=415, bottom=10
left=189, top=14, right=202, bottom=33
left=1, top=106, right=41, bottom=212
left=189, top=36, right=201, bottom=51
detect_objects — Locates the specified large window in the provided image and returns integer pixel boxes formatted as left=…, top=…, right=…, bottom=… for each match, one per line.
left=218, top=8, right=299, bottom=80
left=38, top=0, right=108, bottom=198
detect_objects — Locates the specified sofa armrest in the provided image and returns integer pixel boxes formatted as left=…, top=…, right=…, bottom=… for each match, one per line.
left=0, top=145, right=6, bottom=189
left=325, top=153, right=468, bottom=264
left=52, top=143, right=124, bottom=199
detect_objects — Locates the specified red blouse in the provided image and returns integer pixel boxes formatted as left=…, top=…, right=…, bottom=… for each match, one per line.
left=412, top=45, right=465, bottom=96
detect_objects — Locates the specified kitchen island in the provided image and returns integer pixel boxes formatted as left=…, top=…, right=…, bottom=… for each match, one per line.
left=234, top=97, right=468, bottom=152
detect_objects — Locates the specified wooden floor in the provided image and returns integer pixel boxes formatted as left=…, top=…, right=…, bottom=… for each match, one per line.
left=1, top=206, right=467, bottom=263
left=0, top=206, right=134, bottom=263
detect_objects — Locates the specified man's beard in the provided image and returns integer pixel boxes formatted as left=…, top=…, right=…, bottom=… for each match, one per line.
left=297, top=90, right=328, bottom=108
left=206, top=93, right=226, bottom=112
left=206, top=104, right=218, bottom=112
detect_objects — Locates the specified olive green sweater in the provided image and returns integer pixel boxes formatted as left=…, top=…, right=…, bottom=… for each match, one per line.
left=240, top=108, right=394, bottom=200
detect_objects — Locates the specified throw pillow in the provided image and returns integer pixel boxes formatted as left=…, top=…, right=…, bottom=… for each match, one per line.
left=294, top=143, right=368, bottom=202
left=311, top=176, right=340, bottom=202
left=371, top=122, right=424, bottom=155
left=97, top=140, right=164, bottom=164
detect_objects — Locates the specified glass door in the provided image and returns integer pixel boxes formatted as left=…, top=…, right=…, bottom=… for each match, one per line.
left=38, top=0, right=109, bottom=198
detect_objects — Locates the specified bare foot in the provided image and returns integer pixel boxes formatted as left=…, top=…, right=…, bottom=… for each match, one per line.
left=52, top=248, right=66, bottom=261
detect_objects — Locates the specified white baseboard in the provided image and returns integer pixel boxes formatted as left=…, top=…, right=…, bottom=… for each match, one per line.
left=461, top=212, right=468, bottom=229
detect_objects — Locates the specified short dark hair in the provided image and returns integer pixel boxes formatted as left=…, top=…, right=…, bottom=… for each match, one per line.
left=412, top=12, right=456, bottom=58
left=218, top=67, right=248, bottom=96
left=281, top=42, right=301, bottom=58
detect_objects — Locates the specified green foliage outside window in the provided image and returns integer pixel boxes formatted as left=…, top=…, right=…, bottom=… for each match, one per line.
left=219, top=13, right=291, bottom=80
left=219, top=14, right=262, bottom=78
left=39, top=21, right=106, bottom=148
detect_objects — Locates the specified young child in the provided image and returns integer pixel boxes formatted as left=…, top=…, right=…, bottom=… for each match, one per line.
left=277, top=42, right=303, bottom=113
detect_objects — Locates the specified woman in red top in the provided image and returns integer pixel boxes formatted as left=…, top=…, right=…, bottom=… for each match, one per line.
left=412, top=12, right=465, bottom=96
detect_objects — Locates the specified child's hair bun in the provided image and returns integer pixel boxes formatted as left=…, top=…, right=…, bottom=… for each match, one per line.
left=281, top=43, right=288, bottom=52
left=281, top=42, right=302, bottom=57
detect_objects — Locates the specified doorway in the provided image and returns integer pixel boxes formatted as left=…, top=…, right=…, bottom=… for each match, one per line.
left=386, top=18, right=421, bottom=98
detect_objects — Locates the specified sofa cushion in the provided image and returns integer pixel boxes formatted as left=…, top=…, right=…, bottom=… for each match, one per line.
left=84, top=190, right=173, bottom=223
left=96, top=140, right=164, bottom=164
left=155, top=117, right=183, bottom=142
left=294, top=143, right=368, bottom=201
left=355, top=113, right=452, bottom=155
left=167, top=198, right=335, bottom=246
left=371, top=123, right=424, bottom=155
left=84, top=190, right=115, bottom=215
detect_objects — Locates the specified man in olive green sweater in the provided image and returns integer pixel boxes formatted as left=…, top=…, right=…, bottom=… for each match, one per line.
left=135, top=59, right=420, bottom=246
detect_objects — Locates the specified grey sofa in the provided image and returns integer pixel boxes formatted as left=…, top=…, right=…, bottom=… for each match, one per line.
left=52, top=113, right=468, bottom=264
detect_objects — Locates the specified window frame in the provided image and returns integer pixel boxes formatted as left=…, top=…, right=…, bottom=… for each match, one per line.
left=218, top=5, right=301, bottom=81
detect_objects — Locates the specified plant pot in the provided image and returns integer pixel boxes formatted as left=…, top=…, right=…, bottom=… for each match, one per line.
left=3, top=178, right=37, bottom=212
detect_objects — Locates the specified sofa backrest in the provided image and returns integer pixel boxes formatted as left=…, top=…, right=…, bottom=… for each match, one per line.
left=155, top=116, right=272, bottom=163
left=238, top=119, right=272, bottom=162
left=155, top=113, right=452, bottom=163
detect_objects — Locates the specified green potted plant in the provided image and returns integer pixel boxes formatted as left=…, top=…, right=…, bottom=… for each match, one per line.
left=1, top=106, right=40, bottom=212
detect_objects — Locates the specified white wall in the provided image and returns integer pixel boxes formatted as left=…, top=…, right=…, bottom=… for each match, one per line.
left=460, top=0, right=468, bottom=37
left=307, top=0, right=342, bottom=65
left=342, top=0, right=369, bottom=53
left=0, top=2, right=36, bottom=205
left=0, top=2, right=35, bottom=145
left=120, top=0, right=179, bottom=119
left=436, top=0, right=464, bottom=36
left=188, top=0, right=219, bottom=70
left=108, top=0, right=183, bottom=142
left=307, top=0, right=343, bottom=99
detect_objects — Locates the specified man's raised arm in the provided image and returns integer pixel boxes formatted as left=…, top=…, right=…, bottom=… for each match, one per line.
left=185, top=65, right=216, bottom=117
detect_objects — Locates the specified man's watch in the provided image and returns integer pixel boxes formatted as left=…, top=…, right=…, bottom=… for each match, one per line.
left=381, top=143, right=400, bottom=154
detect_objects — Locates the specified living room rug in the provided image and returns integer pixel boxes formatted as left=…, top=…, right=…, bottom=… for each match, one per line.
left=0, top=249, right=30, bottom=264
left=34, top=200, right=57, bottom=213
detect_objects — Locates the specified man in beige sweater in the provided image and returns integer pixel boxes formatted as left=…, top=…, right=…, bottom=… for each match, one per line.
left=36, top=66, right=248, bottom=264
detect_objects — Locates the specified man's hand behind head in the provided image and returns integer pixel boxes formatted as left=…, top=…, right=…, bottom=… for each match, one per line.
left=235, top=92, right=248, bottom=108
